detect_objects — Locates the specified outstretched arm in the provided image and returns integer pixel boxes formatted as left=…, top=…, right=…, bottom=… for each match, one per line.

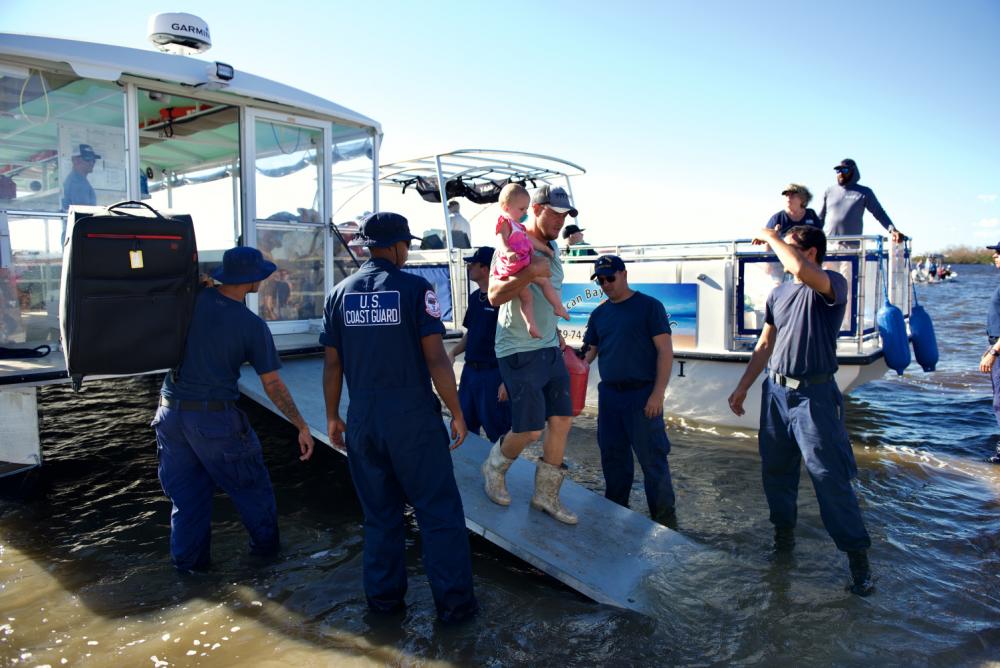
left=260, top=370, right=315, bottom=460
left=865, top=189, right=904, bottom=241
left=728, top=323, right=776, bottom=416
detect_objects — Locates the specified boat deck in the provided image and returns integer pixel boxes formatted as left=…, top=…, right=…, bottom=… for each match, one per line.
left=0, top=333, right=322, bottom=387
left=237, top=355, right=701, bottom=613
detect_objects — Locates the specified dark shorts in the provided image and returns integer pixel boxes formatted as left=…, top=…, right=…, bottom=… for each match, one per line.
left=497, top=347, right=572, bottom=432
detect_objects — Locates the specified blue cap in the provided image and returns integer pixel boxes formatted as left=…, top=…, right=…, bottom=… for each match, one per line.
left=351, top=212, right=421, bottom=248
left=590, top=254, right=626, bottom=279
left=986, top=241, right=1000, bottom=251
left=211, top=246, right=277, bottom=284
left=73, top=144, right=101, bottom=161
left=464, top=246, right=495, bottom=265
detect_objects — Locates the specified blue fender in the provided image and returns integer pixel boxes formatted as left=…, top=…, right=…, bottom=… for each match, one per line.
left=877, top=299, right=911, bottom=375
left=909, top=298, right=939, bottom=372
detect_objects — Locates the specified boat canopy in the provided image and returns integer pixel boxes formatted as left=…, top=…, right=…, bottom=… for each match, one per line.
left=0, top=33, right=381, bottom=131
left=378, top=149, right=585, bottom=205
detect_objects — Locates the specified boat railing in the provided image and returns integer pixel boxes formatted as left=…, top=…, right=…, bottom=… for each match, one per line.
left=567, top=235, right=906, bottom=354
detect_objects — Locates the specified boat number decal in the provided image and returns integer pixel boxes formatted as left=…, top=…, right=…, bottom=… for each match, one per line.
left=343, top=291, right=401, bottom=327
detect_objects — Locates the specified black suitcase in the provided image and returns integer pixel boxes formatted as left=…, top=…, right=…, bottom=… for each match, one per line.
left=60, top=201, right=199, bottom=388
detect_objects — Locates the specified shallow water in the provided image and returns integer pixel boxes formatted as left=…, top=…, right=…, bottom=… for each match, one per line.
left=2, top=266, right=999, bottom=666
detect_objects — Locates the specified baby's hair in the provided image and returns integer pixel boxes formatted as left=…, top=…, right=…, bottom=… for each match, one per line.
left=499, top=182, right=529, bottom=207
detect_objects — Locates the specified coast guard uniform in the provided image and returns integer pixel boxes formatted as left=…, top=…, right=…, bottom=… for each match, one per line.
left=320, top=213, right=476, bottom=622
left=989, top=282, right=1000, bottom=429
left=984, top=240, right=1000, bottom=464
left=153, top=249, right=283, bottom=572
left=459, top=248, right=511, bottom=442
left=759, top=269, right=871, bottom=554
left=584, top=279, right=675, bottom=521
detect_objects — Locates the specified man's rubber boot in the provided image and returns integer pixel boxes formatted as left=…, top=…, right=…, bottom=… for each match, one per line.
left=773, top=526, right=795, bottom=553
left=482, top=437, right=515, bottom=506
left=846, top=550, right=875, bottom=597
left=530, top=459, right=578, bottom=525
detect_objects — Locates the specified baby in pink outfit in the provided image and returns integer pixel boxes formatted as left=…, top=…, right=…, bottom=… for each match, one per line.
left=492, top=183, right=570, bottom=338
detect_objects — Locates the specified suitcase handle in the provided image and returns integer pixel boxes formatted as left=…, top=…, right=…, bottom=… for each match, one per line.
left=106, top=200, right=168, bottom=219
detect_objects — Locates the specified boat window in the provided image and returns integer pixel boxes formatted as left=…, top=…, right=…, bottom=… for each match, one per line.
left=255, top=226, right=325, bottom=322
left=1, top=214, right=64, bottom=346
left=0, top=64, right=127, bottom=214
left=254, top=120, right=323, bottom=223
left=253, top=119, right=327, bottom=324
left=331, top=134, right=374, bottom=282
left=138, top=89, right=240, bottom=275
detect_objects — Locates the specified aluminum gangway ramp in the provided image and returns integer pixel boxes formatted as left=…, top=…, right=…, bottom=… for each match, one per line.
left=239, top=356, right=701, bottom=614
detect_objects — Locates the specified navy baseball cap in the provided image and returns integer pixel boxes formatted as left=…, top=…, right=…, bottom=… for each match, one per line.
left=73, top=144, right=101, bottom=161
left=211, top=246, right=276, bottom=284
left=562, top=224, right=585, bottom=239
left=590, top=254, right=626, bottom=279
left=532, top=185, right=579, bottom=217
left=351, top=212, right=421, bottom=248
left=985, top=241, right=1000, bottom=251
left=465, top=246, right=495, bottom=265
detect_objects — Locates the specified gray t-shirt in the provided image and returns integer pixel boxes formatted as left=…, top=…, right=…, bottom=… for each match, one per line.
left=493, top=240, right=563, bottom=358
left=765, top=270, right=848, bottom=377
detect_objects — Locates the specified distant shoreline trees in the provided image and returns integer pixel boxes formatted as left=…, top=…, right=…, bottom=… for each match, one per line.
left=923, top=245, right=993, bottom=265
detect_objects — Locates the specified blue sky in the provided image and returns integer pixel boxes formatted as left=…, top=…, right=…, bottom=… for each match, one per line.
left=5, top=0, right=998, bottom=252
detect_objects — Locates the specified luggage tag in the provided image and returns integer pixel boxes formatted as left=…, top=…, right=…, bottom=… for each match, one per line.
left=130, top=249, right=144, bottom=269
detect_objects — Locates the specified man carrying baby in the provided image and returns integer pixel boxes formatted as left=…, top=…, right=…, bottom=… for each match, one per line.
left=480, top=185, right=580, bottom=525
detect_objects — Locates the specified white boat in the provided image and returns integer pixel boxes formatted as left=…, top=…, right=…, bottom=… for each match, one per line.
left=0, top=26, right=383, bottom=471
left=0, top=30, right=914, bottom=449
left=364, top=150, right=914, bottom=430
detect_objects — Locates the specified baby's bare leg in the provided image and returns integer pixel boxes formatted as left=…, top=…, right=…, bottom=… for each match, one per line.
left=518, top=285, right=542, bottom=339
left=535, top=277, right=570, bottom=320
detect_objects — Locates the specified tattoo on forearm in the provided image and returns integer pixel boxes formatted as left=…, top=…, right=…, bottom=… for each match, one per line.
left=267, top=381, right=304, bottom=427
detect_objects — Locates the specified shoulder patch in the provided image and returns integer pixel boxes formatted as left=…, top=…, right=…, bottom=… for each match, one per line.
left=424, top=289, right=442, bottom=319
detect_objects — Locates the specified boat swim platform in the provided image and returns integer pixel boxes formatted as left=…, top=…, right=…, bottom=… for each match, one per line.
left=238, top=355, right=703, bottom=614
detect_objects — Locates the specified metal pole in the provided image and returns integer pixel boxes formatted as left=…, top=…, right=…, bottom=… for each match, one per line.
left=371, top=131, right=381, bottom=212
left=856, top=245, right=866, bottom=354
left=231, top=159, right=239, bottom=246
left=435, top=154, right=463, bottom=329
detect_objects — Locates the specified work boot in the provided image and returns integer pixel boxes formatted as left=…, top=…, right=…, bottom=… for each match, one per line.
left=481, top=437, right=515, bottom=506
left=652, top=506, right=678, bottom=530
left=773, top=526, right=795, bottom=553
left=846, top=550, right=875, bottom=597
left=530, top=459, right=578, bottom=525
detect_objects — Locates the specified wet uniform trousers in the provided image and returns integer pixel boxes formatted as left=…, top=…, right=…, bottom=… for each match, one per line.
left=458, top=363, right=511, bottom=443
left=346, top=388, right=474, bottom=620
left=596, top=382, right=675, bottom=517
left=758, top=377, right=871, bottom=552
left=322, top=257, right=476, bottom=621
left=153, top=403, right=278, bottom=571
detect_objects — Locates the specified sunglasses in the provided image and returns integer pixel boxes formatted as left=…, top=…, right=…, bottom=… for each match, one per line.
left=595, top=275, right=616, bottom=285
left=834, top=166, right=850, bottom=174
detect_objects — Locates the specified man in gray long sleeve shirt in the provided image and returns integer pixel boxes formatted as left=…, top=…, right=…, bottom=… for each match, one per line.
left=819, top=159, right=904, bottom=242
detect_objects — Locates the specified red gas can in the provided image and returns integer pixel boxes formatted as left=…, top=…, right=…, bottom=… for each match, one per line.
left=563, top=346, right=590, bottom=417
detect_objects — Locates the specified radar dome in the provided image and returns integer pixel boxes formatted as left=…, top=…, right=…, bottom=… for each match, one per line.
left=147, top=13, right=212, bottom=55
